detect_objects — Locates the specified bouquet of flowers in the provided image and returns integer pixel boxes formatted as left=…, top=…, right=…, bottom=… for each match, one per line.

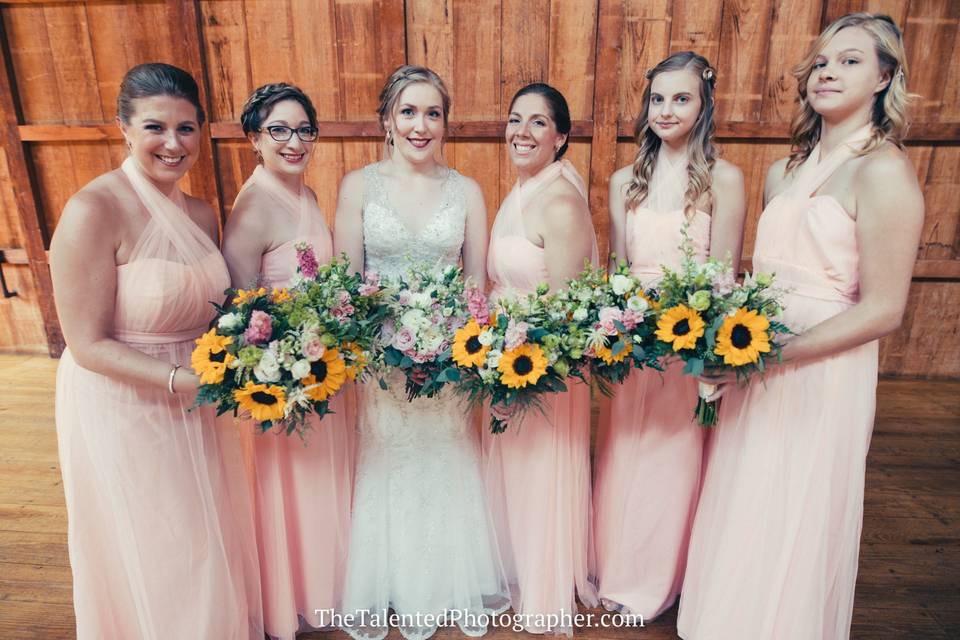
left=557, top=260, right=664, bottom=394
left=191, top=245, right=384, bottom=437
left=653, top=229, right=791, bottom=426
left=372, top=263, right=469, bottom=400
left=452, top=283, right=580, bottom=434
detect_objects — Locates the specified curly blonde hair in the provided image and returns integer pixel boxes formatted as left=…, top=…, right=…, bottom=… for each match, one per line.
left=626, top=51, right=718, bottom=219
left=787, top=13, right=911, bottom=172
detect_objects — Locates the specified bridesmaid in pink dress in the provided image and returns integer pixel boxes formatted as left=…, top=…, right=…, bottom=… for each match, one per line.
left=593, top=52, right=745, bottom=621
left=221, top=83, right=354, bottom=640
left=678, top=14, right=923, bottom=640
left=50, top=63, right=262, bottom=639
left=483, top=83, right=599, bottom=634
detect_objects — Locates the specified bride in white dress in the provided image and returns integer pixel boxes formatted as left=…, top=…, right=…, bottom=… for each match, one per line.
left=334, top=65, right=510, bottom=640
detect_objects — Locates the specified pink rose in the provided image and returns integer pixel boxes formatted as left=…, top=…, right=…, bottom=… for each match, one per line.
left=598, top=307, right=622, bottom=335
left=302, top=336, right=326, bottom=361
left=243, top=310, right=273, bottom=345
left=398, top=290, right=413, bottom=306
left=392, top=327, right=416, bottom=351
left=338, top=290, right=351, bottom=304
left=620, top=309, right=640, bottom=331
left=358, top=283, right=379, bottom=296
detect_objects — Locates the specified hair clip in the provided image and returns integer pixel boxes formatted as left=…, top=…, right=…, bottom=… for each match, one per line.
left=702, top=67, right=716, bottom=82
left=896, top=67, right=905, bottom=81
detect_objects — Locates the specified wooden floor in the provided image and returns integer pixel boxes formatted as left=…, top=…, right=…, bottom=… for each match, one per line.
left=0, top=354, right=957, bottom=640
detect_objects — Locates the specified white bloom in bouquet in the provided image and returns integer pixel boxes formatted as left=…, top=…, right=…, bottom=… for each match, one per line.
left=291, top=359, right=311, bottom=379
left=572, top=307, right=588, bottom=322
left=287, top=387, right=310, bottom=409
left=254, top=350, right=282, bottom=383
left=609, top=274, right=634, bottom=296
left=479, top=367, right=497, bottom=383
left=477, top=329, right=494, bottom=346
left=422, top=330, right=445, bottom=353
left=400, top=308, right=429, bottom=329
left=217, top=312, right=243, bottom=332
left=626, top=295, right=649, bottom=313
left=729, top=288, right=749, bottom=307
left=486, top=349, right=502, bottom=369
left=410, top=291, right=433, bottom=308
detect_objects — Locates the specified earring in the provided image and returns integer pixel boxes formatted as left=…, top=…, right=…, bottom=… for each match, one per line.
left=386, top=130, right=394, bottom=146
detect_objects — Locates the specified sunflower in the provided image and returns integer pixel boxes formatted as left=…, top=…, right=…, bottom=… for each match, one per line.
left=301, top=347, right=347, bottom=401
left=714, top=308, right=771, bottom=366
left=233, top=286, right=268, bottom=305
left=639, top=291, right=661, bottom=312
left=595, top=334, right=631, bottom=365
left=271, top=287, right=292, bottom=303
left=452, top=319, right=490, bottom=368
left=342, top=342, right=367, bottom=381
left=655, top=304, right=705, bottom=351
left=234, top=381, right=285, bottom=422
left=498, top=343, right=548, bottom=389
left=191, top=329, right=234, bottom=384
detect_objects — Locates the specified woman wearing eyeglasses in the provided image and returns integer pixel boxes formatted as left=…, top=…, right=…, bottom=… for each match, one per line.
left=221, top=83, right=354, bottom=640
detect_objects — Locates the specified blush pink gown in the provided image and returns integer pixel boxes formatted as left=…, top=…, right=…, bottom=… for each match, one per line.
left=55, top=157, right=262, bottom=639
left=678, top=125, right=879, bottom=640
left=232, top=166, right=355, bottom=640
left=593, top=149, right=709, bottom=620
left=482, top=160, right=600, bottom=634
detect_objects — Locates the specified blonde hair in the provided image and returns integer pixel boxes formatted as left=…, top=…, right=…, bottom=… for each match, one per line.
left=376, top=65, right=451, bottom=160
left=626, top=51, right=718, bottom=219
left=788, top=13, right=911, bottom=172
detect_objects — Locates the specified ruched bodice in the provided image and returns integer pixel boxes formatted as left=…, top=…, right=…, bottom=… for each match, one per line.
left=755, top=185, right=861, bottom=308
left=115, top=254, right=228, bottom=343
left=623, top=148, right=709, bottom=283
left=487, top=160, right=598, bottom=299
left=361, top=162, right=465, bottom=279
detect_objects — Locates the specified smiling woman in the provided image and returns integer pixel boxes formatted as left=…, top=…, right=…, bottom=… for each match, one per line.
left=49, top=62, right=262, bottom=639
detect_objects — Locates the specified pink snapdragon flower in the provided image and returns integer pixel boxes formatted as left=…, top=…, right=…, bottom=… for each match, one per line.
left=295, top=242, right=319, bottom=280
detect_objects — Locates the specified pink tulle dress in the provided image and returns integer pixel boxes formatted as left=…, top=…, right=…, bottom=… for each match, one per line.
left=232, top=165, right=355, bottom=640
left=55, top=157, right=263, bottom=639
left=593, top=149, right=709, bottom=620
left=482, top=160, right=600, bottom=634
left=678, top=125, right=879, bottom=640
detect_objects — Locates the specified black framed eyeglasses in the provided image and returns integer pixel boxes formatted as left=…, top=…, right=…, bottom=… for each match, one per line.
left=261, top=125, right=319, bottom=142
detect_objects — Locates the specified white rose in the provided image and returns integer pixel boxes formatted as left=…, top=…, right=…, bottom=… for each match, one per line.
left=572, top=307, right=588, bottom=322
left=626, top=295, right=649, bottom=313
left=291, top=359, right=311, bottom=379
left=410, top=292, right=432, bottom=308
left=253, top=351, right=282, bottom=383
left=400, top=308, right=427, bottom=329
left=609, top=274, right=633, bottom=296
left=486, top=349, right=502, bottom=369
left=422, top=331, right=445, bottom=353
left=217, top=312, right=243, bottom=332
left=477, top=329, right=494, bottom=346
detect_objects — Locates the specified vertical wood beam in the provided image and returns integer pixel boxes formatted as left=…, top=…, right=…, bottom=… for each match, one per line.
left=588, top=0, right=625, bottom=263
left=0, top=17, right=63, bottom=356
left=172, top=0, right=225, bottom=223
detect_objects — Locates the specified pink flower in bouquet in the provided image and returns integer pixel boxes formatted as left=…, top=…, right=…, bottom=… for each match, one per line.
left=302, top=336, right=326, bottom=361
left=380, top=319, right=397, bottom=344
left=295, top=242, right=319, bottom=280
left=620, top=309, right=641, bottom=331
left=598, top=307, right=622, bottom=335
left=364, top=270, right=380, bottom=286
left=243, top=310, right=273, bottom=345
left=411, top=351, right=433, bottom=364
left=466, top=287, right=490, bottom=323
left=504, top=320, right=530, bottom=350
left=393, top=327, right=416, bottom=351
left=338, top=290, right=351, bottom=304
left=358, top=282, right=379, bottom=296
left=398, top=290, right=413, bottom=306
left=410, top=367, right=429, bottom=386
left=713, top=270, right=736, bottom=296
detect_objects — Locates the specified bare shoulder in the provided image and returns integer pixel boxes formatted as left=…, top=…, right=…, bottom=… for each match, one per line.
left=712, top=158, right=744, bottom=189
left=338, top=167, right=365, bottom=200
left=610, top=164, right=633, bottom=194
left=855, top=143, right=919, bottom=190
left=538, top=180, right=589, bottom=228
left=455, top=171, right=484, bottom=199
left=764, top=156, right=792, bottom=200
left=183, top=194, right=221, bottom=241
left=58, top=173, right=125, bottom=236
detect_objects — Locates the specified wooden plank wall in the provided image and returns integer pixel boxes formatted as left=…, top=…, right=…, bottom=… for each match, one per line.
left=0, top=0, right=957, bottom=377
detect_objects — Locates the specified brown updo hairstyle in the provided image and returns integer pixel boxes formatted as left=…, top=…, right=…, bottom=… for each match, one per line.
left=240, top=82, right=318, bottom=136
left=508, top=82, right=572, bottom=161
left=117, top=62, right=205, bottom=125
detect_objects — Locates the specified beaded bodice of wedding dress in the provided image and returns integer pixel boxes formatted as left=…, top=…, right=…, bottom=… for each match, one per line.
left=341, top=162, right=509, bottom=640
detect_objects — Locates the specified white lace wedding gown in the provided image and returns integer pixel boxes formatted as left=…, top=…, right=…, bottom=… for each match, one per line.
left=339, top=163, right=510, bottom=640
